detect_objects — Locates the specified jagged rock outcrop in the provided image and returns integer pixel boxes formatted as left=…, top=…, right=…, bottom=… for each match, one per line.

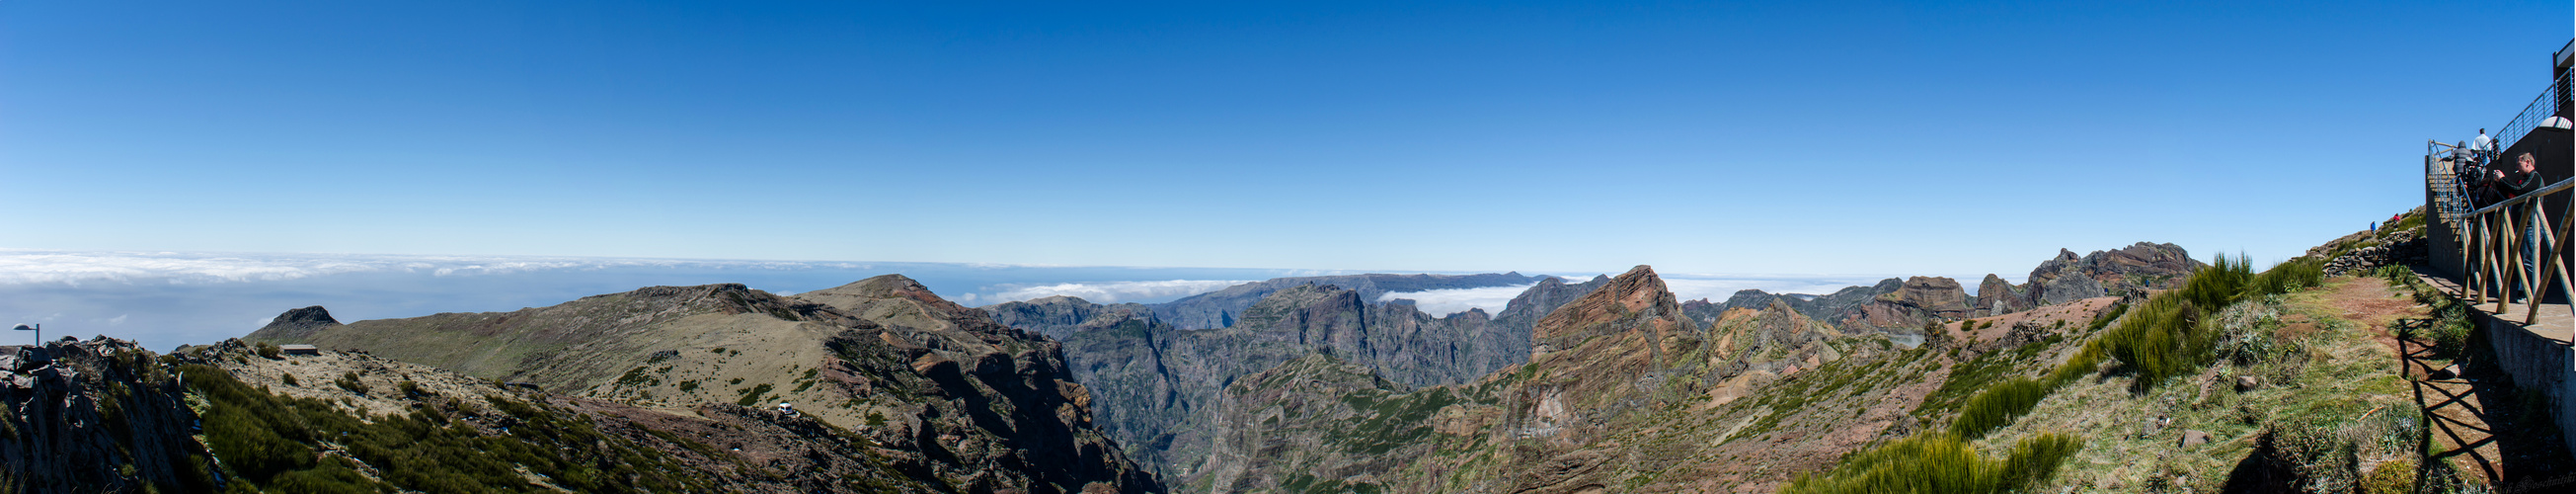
left=1148, top=273, right=1538, bottom=329
left=245, top=275, right=1163, bottom=494
left=1973, top=274, right=2030, bottom=317
left=1714, top=277, right=1971, bottom=335
left=0, top=339, right=206, bottom=492
left=2022, top=242, right=2199, bottom=307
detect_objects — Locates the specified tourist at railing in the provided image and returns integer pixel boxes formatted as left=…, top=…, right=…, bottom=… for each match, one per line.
left=2486, top=152, right=2548, bottom=300
left=2491, top=152, right=2545, bottom=199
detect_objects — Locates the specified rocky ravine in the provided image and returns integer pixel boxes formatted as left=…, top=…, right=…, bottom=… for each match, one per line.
left=246, top=275, right=1161, bottom=493
left=982, top=275, right=1609, bottom=479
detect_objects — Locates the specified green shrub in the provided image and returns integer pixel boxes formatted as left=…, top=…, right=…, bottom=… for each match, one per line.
left=2244, top=257, right=2324, bottom=299
left=1949, top=376, right=2052, bottom=439
left=332, top=372, right=369, bottom=395
left=736, top=383, right=775, bottom=407
left=280, top=372, right=298, bottom=387
left=255, top=343, right=281, bottom=360
left=1781, top=433, right=2083, bottom=494
left=2359, top=458, right=2411, bottom=494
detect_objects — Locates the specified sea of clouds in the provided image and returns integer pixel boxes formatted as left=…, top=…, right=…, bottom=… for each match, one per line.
left=0, top=250, right=1324, bottom=351
left=0, top=249, right=1985, bottom=352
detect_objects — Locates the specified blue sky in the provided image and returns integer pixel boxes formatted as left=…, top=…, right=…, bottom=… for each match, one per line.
left=4, top=0, right=2568, bottom=276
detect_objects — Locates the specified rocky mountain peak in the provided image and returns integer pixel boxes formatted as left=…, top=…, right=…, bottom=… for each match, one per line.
left=252, top=305, right=347, bottom=342
left=276, top=305, right=338, bottom=325
left=1529, top=265, right=1684, bottom=356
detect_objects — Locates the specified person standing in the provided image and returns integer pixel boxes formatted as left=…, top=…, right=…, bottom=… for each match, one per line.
left=2491, top=152, right=2546, bottom=299
left=2473, top=128, right=2496, bottom=162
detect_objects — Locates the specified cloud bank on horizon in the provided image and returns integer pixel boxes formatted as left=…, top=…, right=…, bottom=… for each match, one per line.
left=954, top=280, right=1258, bottom=305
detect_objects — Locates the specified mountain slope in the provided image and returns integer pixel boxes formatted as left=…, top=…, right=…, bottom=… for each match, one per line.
left=245, top=275, right=1161, bottom=493
left=0, top=336, right=960, bottom=492
left=1182, top=265, right=2112, bottom=492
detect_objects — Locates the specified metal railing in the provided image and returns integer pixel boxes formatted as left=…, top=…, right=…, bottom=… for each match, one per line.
left=2427, top=141, right=2479, bottom=224
left=2459, top=177, right=2574, bottom=324
left=2494, top=67, right=2574, bottom=154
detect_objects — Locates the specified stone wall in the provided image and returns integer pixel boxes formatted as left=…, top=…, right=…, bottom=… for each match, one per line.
left=2475, top=309, right=2576, bottom=456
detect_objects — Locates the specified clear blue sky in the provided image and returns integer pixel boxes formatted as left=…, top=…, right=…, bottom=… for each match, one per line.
left=4, top=1, right=2567, bottom=276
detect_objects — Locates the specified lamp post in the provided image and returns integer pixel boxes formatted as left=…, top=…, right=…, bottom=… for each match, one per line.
left=10, top=324, right=34, bottom=346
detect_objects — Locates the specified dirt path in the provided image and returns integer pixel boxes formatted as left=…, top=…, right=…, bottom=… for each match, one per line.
left=2327, top=272, right=2576, bottom=488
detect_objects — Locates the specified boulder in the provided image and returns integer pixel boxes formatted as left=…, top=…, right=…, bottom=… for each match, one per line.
left=2180, top=430, right=2211, bottom=448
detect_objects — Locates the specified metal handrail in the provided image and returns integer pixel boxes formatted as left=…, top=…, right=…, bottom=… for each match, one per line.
left=2493, top=67, right=2573, bottom=153
left=2426, top=141, right=2479, bottom=223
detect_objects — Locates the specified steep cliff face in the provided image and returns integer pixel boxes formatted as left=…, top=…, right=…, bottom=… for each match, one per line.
left=1017, top=276, right=1604, bottom=479
left=985, top=295, right=1160, bottom=340
left=245, top=275, right=1162, bottom=493
left=1511, top=266, right=1701, bottom=448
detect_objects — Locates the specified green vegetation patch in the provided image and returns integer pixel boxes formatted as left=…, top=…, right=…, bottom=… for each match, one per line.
left=736, top=383, right=775, bottom=407
left=1338, top=387, right=1457, bottom=455
left=1782, top=433, right=2082, bottom=494
left=186, top=365, right=705, bottom=493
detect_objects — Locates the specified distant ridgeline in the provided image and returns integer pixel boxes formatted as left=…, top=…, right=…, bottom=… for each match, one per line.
left=15, top=242, right=2259, bottom=492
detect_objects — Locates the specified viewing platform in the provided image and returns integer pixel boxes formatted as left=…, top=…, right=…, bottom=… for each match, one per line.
left=2418, top=37, right=2576, bottom=460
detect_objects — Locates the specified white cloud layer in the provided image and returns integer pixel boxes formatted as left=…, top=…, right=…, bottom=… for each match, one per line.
left=1376, top=284, right=1537, bottom=317
left=966, top=280, right=1254, bottom=305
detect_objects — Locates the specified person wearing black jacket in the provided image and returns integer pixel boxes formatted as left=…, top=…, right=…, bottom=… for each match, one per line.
left=2489, top=152, right=2548, bottom=300
left=2494, top=152, right=2546, bottom=198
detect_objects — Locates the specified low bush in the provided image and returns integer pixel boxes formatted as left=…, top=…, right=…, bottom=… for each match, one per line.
left=1781, top=433, right=2083, bottom=494
left=1949, top=376, right=2050, bottom=439
left=332, top=371, right=369, bottom=395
